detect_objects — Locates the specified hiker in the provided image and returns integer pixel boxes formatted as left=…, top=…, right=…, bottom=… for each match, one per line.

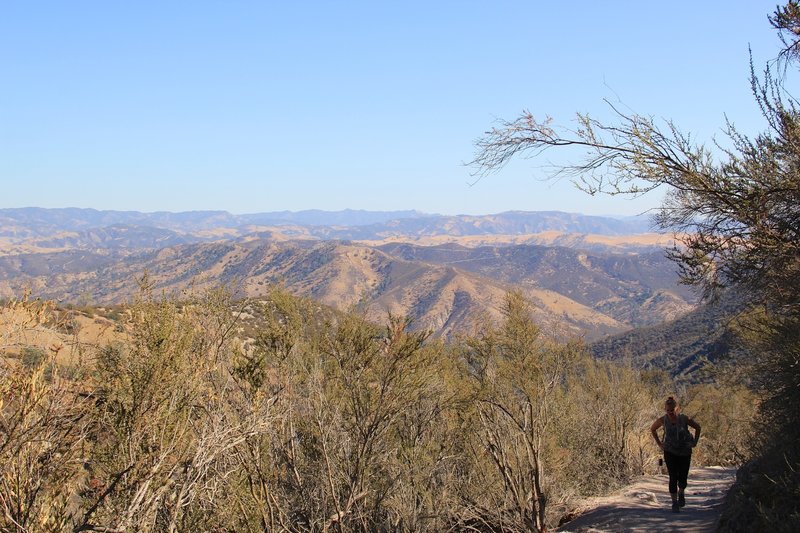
left=650, top=396, right=701, bottom=513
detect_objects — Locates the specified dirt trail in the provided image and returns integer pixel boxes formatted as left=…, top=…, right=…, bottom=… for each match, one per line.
left=557, top=466, right=736, bottom=533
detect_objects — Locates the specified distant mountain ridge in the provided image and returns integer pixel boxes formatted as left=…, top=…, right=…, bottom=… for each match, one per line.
left=0, top=207, right=428, bottom=235
left=0, top=207, right=654, bottom=241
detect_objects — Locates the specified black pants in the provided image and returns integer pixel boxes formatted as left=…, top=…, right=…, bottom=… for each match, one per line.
left=664, top=450, right=691, bottom=494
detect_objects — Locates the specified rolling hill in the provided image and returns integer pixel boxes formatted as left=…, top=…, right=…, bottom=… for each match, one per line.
left=0, top=237, right=693, bottom=340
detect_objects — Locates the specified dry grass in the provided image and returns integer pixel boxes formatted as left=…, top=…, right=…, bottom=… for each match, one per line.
left=355, top=231, right=674, bottom=250
left=1, top=304, right=123, bottom=368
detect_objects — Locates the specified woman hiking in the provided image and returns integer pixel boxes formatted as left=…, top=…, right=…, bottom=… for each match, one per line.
left=650, top=396, right=701, bottom=513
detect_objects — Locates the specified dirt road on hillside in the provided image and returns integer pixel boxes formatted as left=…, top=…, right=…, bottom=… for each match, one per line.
left=557, top=466, right=736, bottom=533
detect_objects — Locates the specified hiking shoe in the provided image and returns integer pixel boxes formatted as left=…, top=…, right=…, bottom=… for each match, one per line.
left=679, top=493, right=686, bottom=507
left=672, top=502, right=680, bottom=513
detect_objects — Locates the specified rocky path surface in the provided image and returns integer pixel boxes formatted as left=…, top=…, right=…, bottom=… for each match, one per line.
left=556, top=466, right=736, bottom=533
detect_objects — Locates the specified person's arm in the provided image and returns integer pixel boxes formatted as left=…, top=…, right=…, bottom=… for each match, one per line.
left=650, top=417, right=664, bottom=450
left=687, top=417, right=702, bottom=446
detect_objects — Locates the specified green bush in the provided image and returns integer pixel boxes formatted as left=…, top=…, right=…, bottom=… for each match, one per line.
left=20, top=346, right=47, bottom=369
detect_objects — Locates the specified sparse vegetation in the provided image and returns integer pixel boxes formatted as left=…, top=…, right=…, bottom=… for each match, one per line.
left=0, top=286, right=751, bottom=532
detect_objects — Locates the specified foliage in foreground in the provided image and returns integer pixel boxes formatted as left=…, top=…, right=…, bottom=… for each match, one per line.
left=0, top=288, right=752, bottom=532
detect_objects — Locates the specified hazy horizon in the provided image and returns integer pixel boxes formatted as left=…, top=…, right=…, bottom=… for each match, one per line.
left=1, top=205, right=655, bottom=221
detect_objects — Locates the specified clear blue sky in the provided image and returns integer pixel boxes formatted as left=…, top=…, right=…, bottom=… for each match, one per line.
left=0, top=1, right=781, bottom=216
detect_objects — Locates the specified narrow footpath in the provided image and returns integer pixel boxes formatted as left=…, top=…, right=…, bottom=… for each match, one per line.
left=557, top=466, right=736, bottom=533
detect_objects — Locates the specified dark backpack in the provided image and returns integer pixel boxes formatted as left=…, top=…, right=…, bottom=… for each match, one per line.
left=663, top=414, right=694, bottom=456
